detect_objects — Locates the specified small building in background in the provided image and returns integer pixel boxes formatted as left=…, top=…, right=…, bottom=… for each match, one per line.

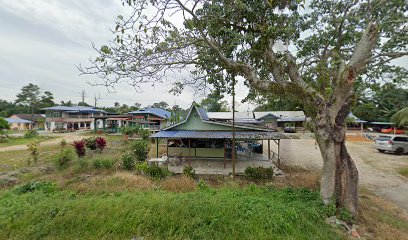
left=41, top=106, right=107, bottom=132
left=128, top=107, right=171, bottom=132
left=206, top=110, right=306, bottom=130
left=6, top=114, right=45, bottom=130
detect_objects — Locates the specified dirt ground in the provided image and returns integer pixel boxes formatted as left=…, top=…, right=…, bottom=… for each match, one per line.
left=278, top=133, right=408, bottom=212
left=0, top=132, right=85, bottom=152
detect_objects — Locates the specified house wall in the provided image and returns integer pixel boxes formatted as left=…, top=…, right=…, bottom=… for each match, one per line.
left=9, top=122, right=30, bottom=131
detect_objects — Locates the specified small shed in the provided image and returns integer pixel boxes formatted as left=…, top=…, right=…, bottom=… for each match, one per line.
left=151, top=103, right=288, bottom=170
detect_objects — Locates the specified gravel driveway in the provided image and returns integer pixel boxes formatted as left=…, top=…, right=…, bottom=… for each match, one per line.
left=278, top=135, right=408, bottom=211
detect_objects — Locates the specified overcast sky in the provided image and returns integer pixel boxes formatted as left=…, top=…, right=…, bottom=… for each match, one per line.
left=0, top=0, right=253, bottom=111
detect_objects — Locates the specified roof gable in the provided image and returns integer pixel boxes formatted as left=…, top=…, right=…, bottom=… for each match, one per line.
left=163, top=103, right=272, bottom=132
left=12, top=114, right=45, bottom=121
left=128, top=108, right=171, bottom=119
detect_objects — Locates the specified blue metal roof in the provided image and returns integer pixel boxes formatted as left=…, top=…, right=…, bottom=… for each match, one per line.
left=197, top=107, right=209, bottom=120
left=128, top=108, right=171, bottom=119
left=41, top=106, right=106, bottom=113
left=152, top=130, right=289, bottom=139
left=5, top=118, right=32, bottom=124
left=369, top=122, right=395, bottom=125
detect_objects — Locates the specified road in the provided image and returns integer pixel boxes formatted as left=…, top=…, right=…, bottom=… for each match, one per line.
left=279, top=135, right=408, bottom=212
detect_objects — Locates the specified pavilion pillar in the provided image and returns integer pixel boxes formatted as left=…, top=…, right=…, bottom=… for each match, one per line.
left=156, top=138, right=159, bottom=158
left=361, top=123, right=364, bottom=133
left=94, top=120, right=97, bottom=131
left=267, top=139, right=271, bottom=160
left=166, top=139, right=169, bottom=157
left=277, top=140, right=281, bottom=168
left=223, top=139, right=226, bottom=169
left=188, top=139, right=191, bottom=167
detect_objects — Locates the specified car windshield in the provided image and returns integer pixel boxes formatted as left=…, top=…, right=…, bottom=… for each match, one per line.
left=377, top=136, right=392, bottom=141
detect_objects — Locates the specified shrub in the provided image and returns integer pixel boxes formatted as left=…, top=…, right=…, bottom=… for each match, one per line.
left=139, top=129, right=150, bottom=140
left=183, top=166, right=196, bottom=179
left=121, top=126, right=140, bottom=136
left=92, top=157, right=115, bottom=169
left=54, top=148, right=76, bottom=169
left=84, top=137, right=97, bottom=150
left=72, top=140, right=86, bottom=158
left=13, top=181, right=56, bottom=194
left=27, top=139, right=40, bottom=165
left=24, top=129, right=39, bottom=139
left=244, top=166, right=274, bottom=180
left=121, top=152, right=135, bottom=170
left=131, top=140, right=149, bottom=161
left=197, top=179, right=209, bottom=190
left=95, top=137, right=107, bottom=151
left=60, top=138, right=67, bottom=148
left=135, top=161, right=149, bottom=174
left=145, top=165, right=169, bottom=180
left=0, top=137, right=10, bottom=143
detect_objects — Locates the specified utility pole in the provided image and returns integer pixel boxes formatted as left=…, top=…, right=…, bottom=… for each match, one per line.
left=94, top=93, right=101, bottom=108
left=232, top=74, right=236, bottom=179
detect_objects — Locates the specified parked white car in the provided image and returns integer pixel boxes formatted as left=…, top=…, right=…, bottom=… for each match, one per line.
left=375, top=135, right=408, bottom=155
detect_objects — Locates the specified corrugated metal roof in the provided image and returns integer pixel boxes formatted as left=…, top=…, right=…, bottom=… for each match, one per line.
left=254, top=111, right=305, bottom=119
left=41, top=106, right=106, bottom=113
left=128, top=108, right=171, bottom=119
left=197, top=107, right=209, bottom=120
left=152, top=130, right=289, bottom=139
left=207, top=112, right=254, bottom=119
left=369, top=122, right=395, bottom=125
left=5, top=118, right=32, bottom=124
left=347, top=112, right=367, bottom=123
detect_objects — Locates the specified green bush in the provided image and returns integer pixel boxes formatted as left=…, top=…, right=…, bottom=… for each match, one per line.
left=121, top=152, right=135, bottom=170
left=131, top=140, right=149, bottom=161
left=54, top=148, right=76, bottom=169
left=183, top=166, right=196, bottom=179
left=13, top=181, right=56, bottom=194
left=84, top=137, right=97, bottom=150
left=0, top=137, right=10, bottom=143
left=145, top=165, right=169, bottom=180
left=92, top=157, right=115, bottom=169
left=139, top=129, right=150, bottom=140
left=121, top=126, right=140, bottom=136
left=135, top=161, right=149, bottom=174
left=244, top=166, right=274, bottom=180
left=24, top=129, right=39, bottom=139
left=27, top=139, right=40, bottom=165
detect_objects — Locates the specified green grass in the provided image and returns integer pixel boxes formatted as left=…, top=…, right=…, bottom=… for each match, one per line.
left=0, top=184, right=341, bottom=240
left=0, top=145, right=61, bottom=172
left=398, top=167, right=408, bottom=177
left=0, top=136, right=56, bottom=147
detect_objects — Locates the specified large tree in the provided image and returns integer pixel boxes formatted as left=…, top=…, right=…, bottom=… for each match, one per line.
left=200, top=90, right=229, bottom=112
left=80, top=0, right=408, bottom=216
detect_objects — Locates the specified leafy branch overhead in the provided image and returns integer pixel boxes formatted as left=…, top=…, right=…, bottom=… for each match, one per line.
left=79, top=0, right=407, bottom=113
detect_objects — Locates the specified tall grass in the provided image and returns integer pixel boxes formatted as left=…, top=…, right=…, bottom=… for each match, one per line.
left=0, top=184, right=341, bottom=240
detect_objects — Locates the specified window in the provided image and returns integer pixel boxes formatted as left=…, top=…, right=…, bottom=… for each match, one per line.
left=393, top=137, right=408, bottom=142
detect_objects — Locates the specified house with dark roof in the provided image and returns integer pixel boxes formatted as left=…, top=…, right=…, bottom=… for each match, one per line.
left=41, top=106, right=107, bottom=131
left=127, top=107, right=171, bottom=132
left=6, top=114, right=45, bottom=130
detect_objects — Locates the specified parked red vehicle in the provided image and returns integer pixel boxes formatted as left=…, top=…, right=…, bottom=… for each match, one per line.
left=380, top=128, right=406, bottom=134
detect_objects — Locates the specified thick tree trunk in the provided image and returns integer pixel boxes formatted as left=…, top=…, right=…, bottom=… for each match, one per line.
left=314, top=108, right=359, bottom=217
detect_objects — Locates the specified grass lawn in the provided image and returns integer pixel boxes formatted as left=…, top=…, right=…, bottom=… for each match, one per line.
left=399, top=167, right=408, bottom=177
left=1, top=136, right=407, bottom=239
left=0, top=184, right=340, bottom=240
left=0, top=136, right=56, bottom=147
